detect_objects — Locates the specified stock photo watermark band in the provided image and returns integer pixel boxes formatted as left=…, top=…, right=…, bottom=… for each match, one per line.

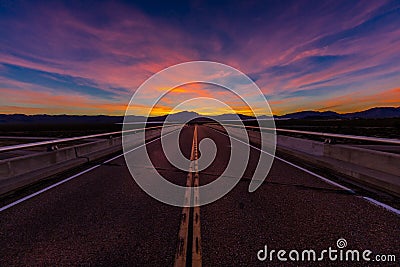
left=257, top=238, right=397, bottom=263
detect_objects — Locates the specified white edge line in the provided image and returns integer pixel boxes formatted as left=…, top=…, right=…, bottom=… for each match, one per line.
left=209, top=126, right=400, bottom=216
left=209, top=126, right=353, bottom=192
left=0, top=128, right=179, bottom=212
left=0, top=165, right=98, bottom=212
left=362, top=197, right=400, bottom=216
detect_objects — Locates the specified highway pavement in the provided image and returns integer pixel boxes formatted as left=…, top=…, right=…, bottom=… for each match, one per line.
left=0, top=125, right=399, bottom=266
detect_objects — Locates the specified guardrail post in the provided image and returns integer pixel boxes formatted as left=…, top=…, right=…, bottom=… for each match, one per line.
left=46, top=145, right=59, bottom=152
left=324, top=138, right=335, bottom=144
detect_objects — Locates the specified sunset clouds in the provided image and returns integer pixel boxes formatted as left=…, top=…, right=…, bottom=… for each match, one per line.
left=0, top=0, right=399, bottom=115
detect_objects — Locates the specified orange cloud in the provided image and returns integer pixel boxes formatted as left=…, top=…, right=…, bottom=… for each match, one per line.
left=316, top=87, right=400, bottom=113
left=1, top=1, right=398, bottom=117
left=150, top=83, right=260, bottom=116
left=0, top=87, right=127, bottom=115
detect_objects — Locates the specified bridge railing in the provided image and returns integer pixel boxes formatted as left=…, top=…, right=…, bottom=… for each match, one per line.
left=2, top=123, right=398, bottom=153
left=0, top=124, right=182, bottom=195
left=0, top=125, right=172, bottom=153
left=222, top=124, right=400, bottom=145
left=216, top=123, right=400, bottom=196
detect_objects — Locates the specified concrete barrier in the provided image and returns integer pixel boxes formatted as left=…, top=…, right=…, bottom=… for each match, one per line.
left=0, top=157, right=88, bottom=196
left=1, top=147, right=77, bottom=179
left=0, top=127, right=166, bottom=196
left=213, top=125, right=400, bottom=196
left=324, top=144, right=400, bottom=176
left=277, top=135, right=324, bottom=156
left=275, top=135, right=400, bottom=196
left=74, top=137, right=122, bottom=161
left=274, top=135, right=400, bottom=176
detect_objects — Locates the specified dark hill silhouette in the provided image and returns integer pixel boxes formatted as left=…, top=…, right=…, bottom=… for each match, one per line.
left=0, top=106, right=399, bottom=124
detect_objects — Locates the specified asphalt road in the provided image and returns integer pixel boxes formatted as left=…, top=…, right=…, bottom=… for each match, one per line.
left=0, top=125, right=399, bottom=266
left=197, top=125, right=399, bottom=266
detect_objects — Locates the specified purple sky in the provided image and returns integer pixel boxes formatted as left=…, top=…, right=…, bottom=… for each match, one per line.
left=0, top=0, right=399, bottom=115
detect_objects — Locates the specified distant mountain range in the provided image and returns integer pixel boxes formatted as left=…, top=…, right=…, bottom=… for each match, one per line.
left=0, top=107, right=399, bottom=124
left=276, top=107, right=400, bottom=120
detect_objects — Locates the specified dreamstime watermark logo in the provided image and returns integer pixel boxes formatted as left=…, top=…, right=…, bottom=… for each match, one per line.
left=257, top=238, right=397, bottom=262
left=122, top=61, right=276, bottom=207
left=336, top=237, right=347, bottom=249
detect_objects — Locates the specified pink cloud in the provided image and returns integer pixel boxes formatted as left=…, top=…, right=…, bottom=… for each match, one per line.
left=1, top=0, right=398, bottom=115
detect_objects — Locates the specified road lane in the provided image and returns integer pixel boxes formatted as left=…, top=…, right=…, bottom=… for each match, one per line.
left=0, top=126, right=194, bottom=266
left=197, top=125, right=399, bottom=266
left=0, top=124, right=399, bottom=266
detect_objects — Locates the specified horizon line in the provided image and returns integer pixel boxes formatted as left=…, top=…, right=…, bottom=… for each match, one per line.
left=0, top=105, right=399, bottom=118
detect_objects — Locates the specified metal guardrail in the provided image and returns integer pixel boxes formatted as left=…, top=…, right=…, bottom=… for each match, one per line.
left=1, top=123, right=399, bottom=153
left=0, top=125, right=173, bottom=153
left=274, top=128, right=400, bottom=145
left=220, top=124, right=400, bottom=145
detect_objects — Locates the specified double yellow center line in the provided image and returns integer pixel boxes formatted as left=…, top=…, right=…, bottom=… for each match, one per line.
left=174, top=125, right=202, bottom=267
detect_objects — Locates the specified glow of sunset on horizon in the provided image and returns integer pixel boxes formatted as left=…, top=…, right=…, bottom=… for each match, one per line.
left=0, top=1, right=399, bottom=116
left=148, top=84, right=258, bottom=117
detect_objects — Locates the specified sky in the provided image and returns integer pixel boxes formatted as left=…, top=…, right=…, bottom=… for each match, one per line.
left=0, top=0, right=399, bottom=116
